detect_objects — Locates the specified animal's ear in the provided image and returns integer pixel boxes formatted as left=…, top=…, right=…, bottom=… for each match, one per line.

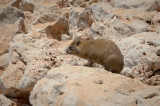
left=76, top=40, right=81, bottom=46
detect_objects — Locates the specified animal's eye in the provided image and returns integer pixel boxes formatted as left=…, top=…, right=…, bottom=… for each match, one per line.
left=76, top=40, right=81, bottom=46
left=69, top=46, right=73, bottom=50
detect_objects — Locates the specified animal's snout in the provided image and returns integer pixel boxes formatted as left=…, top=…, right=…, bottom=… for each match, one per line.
left=66, top=46, right=73, bottom=54
left=66, top=48, right=70, bottom=54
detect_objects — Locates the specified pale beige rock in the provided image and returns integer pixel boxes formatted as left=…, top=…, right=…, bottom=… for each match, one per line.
left=0, top=53, right=11, bottom=71
left=0, top=6, right=25, bottom=27
left=89, top=8, right=156, bottom=40
left=7, top=32, right=71, bottom=88
left=28, top=0, right=60, bottom=6
left=0, top=94, right=17, bottom=106
left=114, top=0, right=157, bottom=11
left=0, top=60, right=26, bottom=88
left=118, top=32, right=160, bottom=85
left=69, top=7, right=84, bottom=38
left=0, top=0, right=13, bottom=8
left=112, top=8, right=156, bottom=21
left=33, top=5, right=62, bottom=25
left=0, top=18, right=26, bottom=56
left=69, top=0, right=111, bottom=7
left=90, top=18, right=150, bottom=40
left=151, top=12, right=160, bottom=33
left=23, top=11, right=34, bottom=33
left=78, top=2, right=113, bottom=31
left=61, top=34, right=70, bottom=41
left=30, top=65, right=160, bottom=106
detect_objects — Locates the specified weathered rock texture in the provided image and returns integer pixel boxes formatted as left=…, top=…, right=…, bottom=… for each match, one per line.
left=0, top=6, right=25, bottom=26
left=114, top=0, right=157, bottom=11
left=0, top=0, right=160, bottom=105
left=30, top=65, right=160, bottom=106
left=118, top=32, right=160, bottom=85
left=0, top=95, right=17, bottom=106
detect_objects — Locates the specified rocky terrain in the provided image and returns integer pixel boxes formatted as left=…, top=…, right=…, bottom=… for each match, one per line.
left=0, top=0, right=160, bottom=106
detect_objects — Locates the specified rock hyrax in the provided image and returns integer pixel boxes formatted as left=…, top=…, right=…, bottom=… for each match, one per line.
left=66, top=38, right=124, bottom=73
left=4, top=86, right=33, bottom=100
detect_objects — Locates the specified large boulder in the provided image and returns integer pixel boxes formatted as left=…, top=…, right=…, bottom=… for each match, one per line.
left=114, top=0, right=157, bottom=11
left=0, top=6, right=25, bottom=27
left=0, top=18, right=26, bottom=56
left=33, top=5, right=62, bottom=25
left=118, top=32, right=160, bottom=85
left=0, top=53, right=11, bottom=76
left=69, top=0, right=112, bottom=7
left=30, top=65, right=160, bottom=106
left=77, top=2, right=113, bottom=31
left=0, top=95, right=17, bottom=106
left=90, top=8, right=156, bottom=40
left=1, top=31, right=70, bottom=88
left=69, top=7, right=84, bottom=38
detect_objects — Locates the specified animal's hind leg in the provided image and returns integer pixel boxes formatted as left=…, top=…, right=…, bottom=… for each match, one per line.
left=104, top=66, right=111, bottom=72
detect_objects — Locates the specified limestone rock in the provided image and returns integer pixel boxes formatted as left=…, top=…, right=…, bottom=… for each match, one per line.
left=69, top=0, right=112, bottom=7
left=114, top=0, right=157, bottom=11
left=0, top=6, right=25, bottom=27
left=90, top=8, right=155, bottom=39
left=112, top=8, right=156, bottom=21
left=0, top=95, right=17, bottom=106
left=77, top=2, right=113, bottom=31
left=23, top=11, right=34, bottom=33
left=33, top=5, right=62, bottom=25
left=8, top=33, right=55, bottom=88
left=68, top=7, right=84, bottom=38
left=33, top=13, right=60, bottom=25
left=30, top=65, right=160, bottom=106
left=118, top=32, right=160, bottom=85
left=0, top=53, right=11, bottom=75
left=151, top=12, right=160, bottom=33
left=0, top=59, right=26, bottom=88
left=61, top=34, right=70, bottom=41
left=6, top=32, right=71, bottom=88
left=0, top=18, right=26, bottom=56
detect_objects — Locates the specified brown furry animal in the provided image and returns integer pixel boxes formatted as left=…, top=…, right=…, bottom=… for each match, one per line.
left=4, top=86, right=33, bottom=100
left=66, top=38, right=124, bottom=73
left=0, top=79, right=34, bottom=105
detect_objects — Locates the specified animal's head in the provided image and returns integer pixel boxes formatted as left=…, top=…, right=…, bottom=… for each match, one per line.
left=66, top=40, right=81, bottom=55
left=4, top=87, right=20, bottom=98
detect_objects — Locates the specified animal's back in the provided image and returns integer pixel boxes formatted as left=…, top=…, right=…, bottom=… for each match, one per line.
left=83, top=39, right=123, bottom=67
left=66, top=38, right=124, bottom=73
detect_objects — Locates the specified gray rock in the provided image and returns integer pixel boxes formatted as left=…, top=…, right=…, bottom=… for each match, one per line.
left=118, top=32, right=160, bottom=85
left=33, top=5, right=62, bottom=25
left=77, top=2, right=113, bottom=31
left=114, top=0, right=157, bottom=11
left=0, top=95, right=17, bottom=106
left=69, top=7, right=84, bottom=38
left=0, top=6, right=25, bottom=26
left=30, top=65, right=160, bottom=106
